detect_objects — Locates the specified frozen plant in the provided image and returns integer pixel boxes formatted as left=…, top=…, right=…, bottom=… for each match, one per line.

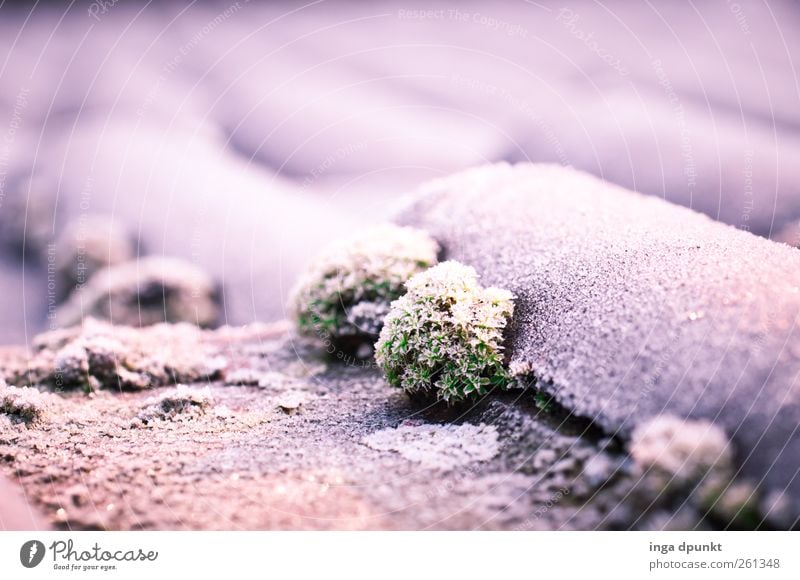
left=289, top=225, right=439, bottom=352
left=629, top=415, right=734, bottom=490
left=375, top=261, right=514, bottom=403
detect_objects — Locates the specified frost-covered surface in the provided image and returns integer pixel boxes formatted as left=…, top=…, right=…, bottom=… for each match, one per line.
left=1, top=319, right=223, bottom=392
left=376, top=261, right=514, bottom=402
left=399, top=162, right=800, bottom=520
left=629, top=416, right=770, bottom=528
left=134, top=385, right=214, bottom=426
left=362, top=422, right=499, bottom=470
left=0, top=381, right=53, bottom=425
left=57, top=257, right=221, bottom=329
left=2, top=322, right=780, bottom=531
left=289, top=225, right=439, bottom=350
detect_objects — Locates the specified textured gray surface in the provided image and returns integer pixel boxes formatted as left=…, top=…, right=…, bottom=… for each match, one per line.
left=0, top=322, right=684, bottom=531
left=398, top=163, right=800, bottom=508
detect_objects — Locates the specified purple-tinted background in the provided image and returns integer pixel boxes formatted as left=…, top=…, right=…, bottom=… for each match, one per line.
left=1, top=0, right=798, bottom=344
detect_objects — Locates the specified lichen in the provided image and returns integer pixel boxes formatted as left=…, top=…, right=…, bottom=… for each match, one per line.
left=375, top=261, right=514, bottom=403
left=288, top=225, right=439, bottom=352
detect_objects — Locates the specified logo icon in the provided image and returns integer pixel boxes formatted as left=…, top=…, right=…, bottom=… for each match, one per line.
left=20, top=540, right=46, bottom=568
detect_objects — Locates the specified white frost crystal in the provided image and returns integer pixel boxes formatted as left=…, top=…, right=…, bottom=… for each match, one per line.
left=0, top=382, right=51, bottom=425
left=135, top=385, right=214, bottom=425
left=288, top=225, right=439, bottom=349
left=375, top=261, right=514, bottom=403
left=363, top=422, right=499, bottom=470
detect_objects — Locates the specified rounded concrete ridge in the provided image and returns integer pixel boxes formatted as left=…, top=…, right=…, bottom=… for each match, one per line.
left=397, top=163, right=800, bottom=511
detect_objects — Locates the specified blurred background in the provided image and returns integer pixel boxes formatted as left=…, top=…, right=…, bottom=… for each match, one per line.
left=0, top=0, right=798, bottom=344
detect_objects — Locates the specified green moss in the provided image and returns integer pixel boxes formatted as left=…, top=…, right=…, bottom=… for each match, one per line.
left=289, top=225, right=439, bottom=352
left=534, top=390, right=554, bottom=413
left=375, top=261, right=514, bottom=403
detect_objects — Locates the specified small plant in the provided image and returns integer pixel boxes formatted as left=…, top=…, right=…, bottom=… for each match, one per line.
left=289, top=225, right=439, bottom=352
left=375, top=261, right=514, bottom=403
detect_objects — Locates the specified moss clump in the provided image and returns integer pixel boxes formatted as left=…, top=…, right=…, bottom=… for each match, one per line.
left=288, top=225, right=439, bottom=352
left=375, top=261, right=514, bottom=403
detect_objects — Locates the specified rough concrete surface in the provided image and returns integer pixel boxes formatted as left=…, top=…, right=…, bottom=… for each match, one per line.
left=0, top=320, right=765, bottom=531
left=399, top=163, right=800, bottom=520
